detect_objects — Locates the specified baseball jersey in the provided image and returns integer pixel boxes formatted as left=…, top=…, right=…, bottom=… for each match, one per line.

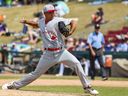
left=38, top=17, right=72, bottom=49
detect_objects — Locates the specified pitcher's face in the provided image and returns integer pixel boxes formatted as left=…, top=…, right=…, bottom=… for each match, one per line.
left=44, top=12, right=55, bottom=21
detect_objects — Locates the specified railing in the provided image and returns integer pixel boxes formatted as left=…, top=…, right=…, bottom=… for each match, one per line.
left=0, top=50, right=128, bottom=60
left=0, top=50, right=127, bottom=73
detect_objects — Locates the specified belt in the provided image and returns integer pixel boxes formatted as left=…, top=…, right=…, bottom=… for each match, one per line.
left=92, top=47, right=101, bottom=50
left=44, top=47, right=62, bottom=51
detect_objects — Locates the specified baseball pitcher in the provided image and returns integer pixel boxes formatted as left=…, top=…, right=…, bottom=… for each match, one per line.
left=2, top=4, right=98, bottom=95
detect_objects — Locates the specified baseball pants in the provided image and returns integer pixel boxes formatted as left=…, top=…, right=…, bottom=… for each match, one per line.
left=13, top=49, right=90, bottom=89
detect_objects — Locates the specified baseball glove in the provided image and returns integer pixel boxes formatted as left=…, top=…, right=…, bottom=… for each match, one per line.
left=58, top=21, right=70, bottom=37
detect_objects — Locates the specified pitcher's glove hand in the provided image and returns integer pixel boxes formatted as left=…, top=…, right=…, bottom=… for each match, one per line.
left=58, top=21, right=70, bottom=37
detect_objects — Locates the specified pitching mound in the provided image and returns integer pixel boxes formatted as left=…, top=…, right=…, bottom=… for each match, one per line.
left=0, top=90, right=81, bottom=96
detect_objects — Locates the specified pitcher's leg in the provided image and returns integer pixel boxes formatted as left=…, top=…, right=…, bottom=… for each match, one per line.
left=59, top=50, right=90, bottom=88
left=59, top=50, right=99, bottom=95
left=73, top=61, right=91, bottom=88
left=13, top=55, right=54, bottom=89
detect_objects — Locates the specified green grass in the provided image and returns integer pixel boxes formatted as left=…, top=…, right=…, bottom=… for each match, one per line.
left=0, top=2, right=128, bottom=44
left=0, top=84, right=127, bottom=96
left=0, top=75, right=128, bottom=81
left=21, top=86, right=128, bottom=96
left=0, top=75, right=128, bottom=96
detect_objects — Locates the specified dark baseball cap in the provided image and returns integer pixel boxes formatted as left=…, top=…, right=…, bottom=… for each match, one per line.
left=94, top=24, right=100, bottom=29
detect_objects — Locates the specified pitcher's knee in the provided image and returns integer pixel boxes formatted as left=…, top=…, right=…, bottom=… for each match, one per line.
left=30, top=71, right=42, bottom=79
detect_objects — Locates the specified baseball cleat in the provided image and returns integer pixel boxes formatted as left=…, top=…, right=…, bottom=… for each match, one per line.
left=2, top=81, right=15, bottom=90
left=102, top=77, right=108, bottom=81
left=84, top=86, right=99, bottom=95
left=55, top=74, right=63, bottom=77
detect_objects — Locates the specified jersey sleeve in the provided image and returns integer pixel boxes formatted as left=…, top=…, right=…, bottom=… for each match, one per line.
left=38, top=18, right=45, bottom=32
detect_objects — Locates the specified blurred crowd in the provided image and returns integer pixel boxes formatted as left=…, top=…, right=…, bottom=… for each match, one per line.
left=0, top=0, right=85, bottom=7
left=0, top=1, right=127, bottom=52
left=0, top=0, right=57, bottom=7
left=64, top=37, right=128, bottom=52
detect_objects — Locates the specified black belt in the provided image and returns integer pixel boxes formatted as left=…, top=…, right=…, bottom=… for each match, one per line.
left=92, top=47, right=102, bottom=50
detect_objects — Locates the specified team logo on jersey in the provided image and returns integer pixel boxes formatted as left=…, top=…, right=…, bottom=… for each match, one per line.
left=48, top=31, right=57, bottom=41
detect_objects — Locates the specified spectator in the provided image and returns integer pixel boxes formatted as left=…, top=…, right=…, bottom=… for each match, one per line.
left=26, top=28, right=40, bottom=44
left=80, top=57, right=101, bottom=76
left=0, top=15, right=8, bottom=36
left=0, top=0, right=4, bottom=6
left=55, top=63, right=69, bottom=76
left=91, top=12, right=102, bottom=25
left=87, top=24, right=108, bottom=80
left=77, top=0, right=84, bottom=2
left=85, top=7, right=105, bottom=28
left=75, top=39, right=88, bottom=51
left=97, top=7, right=104, bottom=23
left=7, top=43, right=18, bottom=65
left=7, top=42, right=31, bottom=65
left=105, top=40, right=116, bottom=52
left=80, top=57, right=90, bottom=76
left=20, top=18, right=40, bottom=44
left=1, top=44, right=8, bottom=64
left=5, top=0, right=12, bottom=7
left=14, top=23, right=28, bottom=38
left=116, top=39, right=128, bottom=52
left=12, top=0, right=22, bottom=7
left=124, top=33, right=128, bottom=39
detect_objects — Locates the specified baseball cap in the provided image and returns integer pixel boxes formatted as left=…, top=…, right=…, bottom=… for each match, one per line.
left=94, top=24, right=100, bottom=29
left=43, top=4, right=56, bottom=13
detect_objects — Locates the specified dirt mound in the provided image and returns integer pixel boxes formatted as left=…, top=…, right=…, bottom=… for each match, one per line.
left=0, top=90, right=81, bottom=96
left=0, top=79, right=128, bottom=87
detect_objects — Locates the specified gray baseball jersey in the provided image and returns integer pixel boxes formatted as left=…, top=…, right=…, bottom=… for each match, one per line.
left=39, top=17, right=71, bottom=49
left=12, top=17, right=91, bottom=89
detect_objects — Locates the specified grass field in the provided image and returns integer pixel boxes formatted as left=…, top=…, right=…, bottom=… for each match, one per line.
left=0, top=74, right=128, bottom=96
left=0, top=2, right=128, bottom=44
left=21, top=86, right=128, bottom=96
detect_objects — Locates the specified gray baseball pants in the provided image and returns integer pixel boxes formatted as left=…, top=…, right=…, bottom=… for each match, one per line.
left=13, top=49, right=90, bottom=89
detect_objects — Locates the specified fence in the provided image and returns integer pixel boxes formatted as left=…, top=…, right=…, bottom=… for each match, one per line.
left=0, top=50, right=128, bottom=74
